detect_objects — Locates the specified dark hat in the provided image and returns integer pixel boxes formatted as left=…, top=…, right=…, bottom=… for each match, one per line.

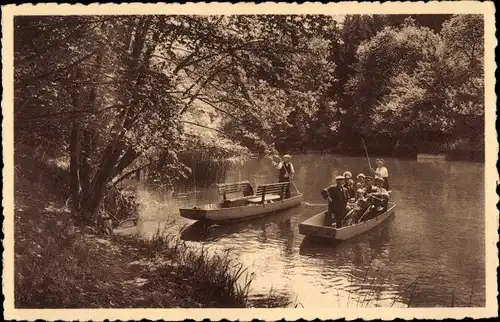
left=375, top=177, right=385, bottom=182
left=365, top=176, right=373, bottom=180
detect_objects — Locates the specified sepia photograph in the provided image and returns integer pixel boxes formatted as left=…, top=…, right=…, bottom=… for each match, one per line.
left=2, top=2, right=497, bottom=321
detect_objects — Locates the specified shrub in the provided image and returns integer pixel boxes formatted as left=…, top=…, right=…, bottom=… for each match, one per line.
left=102, top=185, right=140, bottom=227
left=441, top=138, right=484, bottom=161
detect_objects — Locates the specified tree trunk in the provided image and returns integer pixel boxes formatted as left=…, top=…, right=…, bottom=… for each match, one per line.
left=69, top=123, right=82, bottom=211
left=81, top=17, right=154, bottom=220
left=110, top=147, right=140, bottom=179
left=80, top=43, right=105, bottom=214
left=84, top=142, right=125, bottom=216
left=79, top=129, right=92, bottom=207
left=69, top=66, right=83, bottom=212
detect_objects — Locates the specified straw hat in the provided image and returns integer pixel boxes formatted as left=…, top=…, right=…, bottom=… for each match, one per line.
left=335, top=175, right=345, bottom=180
left=357, top=173, right=366, bottom=179
left=343, top=171, right=352, bottom=179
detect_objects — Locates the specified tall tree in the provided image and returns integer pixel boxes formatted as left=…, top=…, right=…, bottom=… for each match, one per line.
left=343, top=18, right=444, bottom=154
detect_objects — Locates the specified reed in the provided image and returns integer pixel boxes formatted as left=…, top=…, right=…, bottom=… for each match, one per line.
left=15, top=203, right=289, bottom=308
left=177, top=150, right=242, bottom=188
left=117, top=229, right=257, bottom=307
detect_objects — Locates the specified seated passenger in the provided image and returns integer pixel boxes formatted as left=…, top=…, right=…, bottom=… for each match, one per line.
left=356, top=173, right=366, bottom=188
left=343, top=171, right=356, bottom=200
left=364, top=176, right=377, bottom=194
left=370, top=177, right=390, bottom=212
left=344, top=196, right=368, bottom=226
left=355, top=173, right=367, bottom=200
left=355, top=183, right=365, bottom=200
left=358, top=177, right=390, bottom=222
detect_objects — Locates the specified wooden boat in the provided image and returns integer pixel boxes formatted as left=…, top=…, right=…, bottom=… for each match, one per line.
left=299, top=202, right=396, bottom=240
left=179, top=181, right=303, bottom=224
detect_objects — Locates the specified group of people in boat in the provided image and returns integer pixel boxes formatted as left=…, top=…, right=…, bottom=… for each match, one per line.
left=268, top=154, right=391, bottom=228
left=320, top=158, right=391, bottom=228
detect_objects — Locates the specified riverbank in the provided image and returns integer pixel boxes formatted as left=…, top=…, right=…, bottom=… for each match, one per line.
left=274, top=138, right=484, bottom=162
left=14, top=149, right=289, bottom=308
left=273, top=148, right=483, bottom=162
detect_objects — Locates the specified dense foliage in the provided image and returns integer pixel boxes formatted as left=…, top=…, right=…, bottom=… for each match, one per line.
left=14, top=14, right=484, bottom=221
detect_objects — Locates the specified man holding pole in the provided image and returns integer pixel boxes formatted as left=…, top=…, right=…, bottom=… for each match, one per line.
left=361, top=137, right=390, bottom=190
left=371, top=158, right=390, bottom=190
left=271, top=154, right=295, bottom=198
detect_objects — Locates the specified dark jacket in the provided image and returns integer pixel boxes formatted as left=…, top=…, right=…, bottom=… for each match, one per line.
left=321, top=184, right=348, bottom=214
left=278, top=162, right=293, bottom=182
left=365, top=185, right=377, bottom=194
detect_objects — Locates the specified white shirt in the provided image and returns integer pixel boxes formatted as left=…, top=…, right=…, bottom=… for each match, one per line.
left=375, top=166, right=388, bottom=178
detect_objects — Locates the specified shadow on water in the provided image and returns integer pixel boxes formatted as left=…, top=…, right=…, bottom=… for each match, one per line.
left=180, top=206, right=301, bottom=242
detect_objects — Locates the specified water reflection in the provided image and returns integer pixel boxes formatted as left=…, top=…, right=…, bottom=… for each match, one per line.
left=180, top=207, right=299, bottom=244
left=134, top=154, right=485, bottom=308
left=299, top=216, right=393, bottom=268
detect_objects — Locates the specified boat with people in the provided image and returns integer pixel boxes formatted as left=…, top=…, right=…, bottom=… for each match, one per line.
left=179, top=181, right=303, bottom=224
left=299, top=157, right=395, bottom=241
left=299, top=201, right=396, bottom=240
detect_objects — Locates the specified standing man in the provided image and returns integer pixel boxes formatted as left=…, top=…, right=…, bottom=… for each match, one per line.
left=371, top=158, right=390, bottom=190
left=320, top=175, right=349, bottom=228
left=271, top=154, right=295, bottom=198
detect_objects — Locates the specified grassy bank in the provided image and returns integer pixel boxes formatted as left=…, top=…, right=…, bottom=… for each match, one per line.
left=14, top=146, right=290, bottom=308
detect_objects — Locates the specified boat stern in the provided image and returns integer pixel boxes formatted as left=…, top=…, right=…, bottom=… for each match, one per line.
left=298, top=211, right=337, bottom=239
left=299, top=222, right=336, bottom=239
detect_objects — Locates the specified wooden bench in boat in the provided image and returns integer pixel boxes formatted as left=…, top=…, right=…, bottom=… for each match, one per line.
left=247, top=182, right=289, bottom=204
left=217, top=181, right=254, bottom=207
left=217, top=181, right=254, bottom=200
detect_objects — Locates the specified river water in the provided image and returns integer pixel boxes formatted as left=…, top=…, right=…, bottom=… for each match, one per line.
left=129, top=154, right=485, bottom=308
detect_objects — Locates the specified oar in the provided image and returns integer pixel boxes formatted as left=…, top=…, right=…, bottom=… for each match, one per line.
left=357, top=206, right=372, bottom=223
left=342, top=208, right=356, bottom=226
left=357, top=195, right=386, bottom=223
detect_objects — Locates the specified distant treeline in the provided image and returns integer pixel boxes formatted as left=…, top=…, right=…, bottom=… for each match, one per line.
left=221, top=15, right=484, bottom=162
